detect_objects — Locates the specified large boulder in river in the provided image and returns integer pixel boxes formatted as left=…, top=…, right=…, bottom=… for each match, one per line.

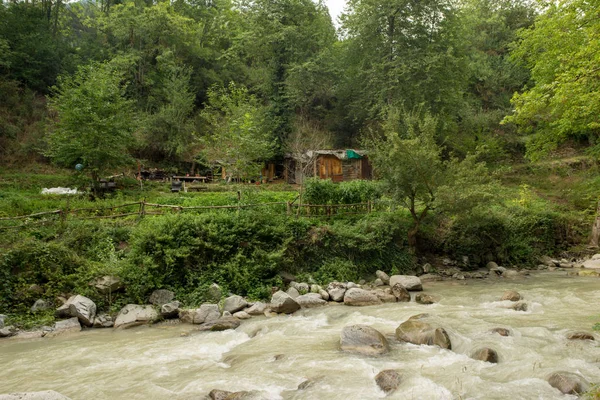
left=375, top=270, right=390, bottom=284
left=415, top=293, right=436, bottom=304
left=270, top=291, right=300, bottom=314
left=296, top=293, right=327, bottom=308
left=197, top=316, right=241, bottom=332
left=114, top=304, right=158, bottom=329
left=343, top=288, right=381, bottom=306
left=68, top=295, right=96, bottom=327
left=327, top=282, right=347, bottom=302
left=471, top=347, right=498, bottom=363
left=340, top=324, right=389, bottom=355
left=490, top=327, right=510, bottom=337
left=55, top=296, right=76, bottom=319
left=395, top=315, right=451, bottom=349
left=501, top=290, right=521, bottom=301
left=46, top=317, right=81, bottom=338
left=373, top=289, right=397, bottom=303
left=391, top=284, right=411, bottom=302
left=245, top=302, right=268, bottom=315
left=160, top=301, right=181, bottom=319
left=223, top=295, right=248, bottom=314
left=375, top=370, right=401, bottom=394
left=547, top=372, right=588, bottom=395
left=182, top=304, right=221, bottom=324
left=389, top=275, right=422, bottom=291
left=148, top=289, right=175, bottom=306
left=0, top=391, right=72, bottom=400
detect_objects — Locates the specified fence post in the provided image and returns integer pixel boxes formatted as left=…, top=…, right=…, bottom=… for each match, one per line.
left=139, top=199, right=146, bottom=218
left=286, top=201, right=291, bottom=216
left=367, top=200, right=372, bottom=213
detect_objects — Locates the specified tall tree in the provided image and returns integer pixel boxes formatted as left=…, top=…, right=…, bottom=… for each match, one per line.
left=505, top=0, right=600, bottom=160
left=200, top=83, right=275, bottom=181
left=46, top=62, right=135, bottom=185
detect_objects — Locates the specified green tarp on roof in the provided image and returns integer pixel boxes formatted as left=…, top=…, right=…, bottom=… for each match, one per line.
left=346, top=149, right=363, bottom=159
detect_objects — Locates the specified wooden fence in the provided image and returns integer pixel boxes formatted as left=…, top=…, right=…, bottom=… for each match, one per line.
left=0, top=199, right=398, bottom=230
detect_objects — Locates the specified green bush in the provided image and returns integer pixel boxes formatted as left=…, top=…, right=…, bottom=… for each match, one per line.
left=303, top=178, right=383, bottom=205
left=442, top=205, right=570, bottom=267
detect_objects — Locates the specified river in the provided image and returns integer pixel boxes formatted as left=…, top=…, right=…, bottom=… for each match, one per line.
left=0, top=271, right=599, bottom=399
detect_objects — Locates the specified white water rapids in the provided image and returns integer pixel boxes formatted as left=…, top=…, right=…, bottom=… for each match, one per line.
left=1, top=272, right=599, bottom=399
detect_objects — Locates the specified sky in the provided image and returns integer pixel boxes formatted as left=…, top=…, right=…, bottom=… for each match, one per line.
left=324, top=0, right=347, bottom=27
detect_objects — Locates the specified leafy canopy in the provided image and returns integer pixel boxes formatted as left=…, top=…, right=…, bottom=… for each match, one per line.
left=46, top=62, right=135, bottom=180
left=200, top=83, right=275, bottom=180
left=505, top=0, right=600, bottom=160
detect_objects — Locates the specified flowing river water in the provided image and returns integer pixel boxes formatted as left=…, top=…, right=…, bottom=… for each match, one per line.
left=1, top=271, right=599, bottom=400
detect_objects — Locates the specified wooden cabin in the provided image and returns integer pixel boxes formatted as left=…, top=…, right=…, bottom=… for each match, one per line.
left=284, top=149, right=372, bottom=184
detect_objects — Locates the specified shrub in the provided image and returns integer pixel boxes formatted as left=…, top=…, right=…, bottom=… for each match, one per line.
left=303, top=178, right=383, bottom=205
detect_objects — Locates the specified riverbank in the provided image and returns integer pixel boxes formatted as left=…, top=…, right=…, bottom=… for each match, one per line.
left=0, top=270, right=598, bottom=399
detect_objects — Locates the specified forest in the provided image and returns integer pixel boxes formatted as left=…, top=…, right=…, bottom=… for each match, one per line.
left=0, top=0, right=597, bottom=174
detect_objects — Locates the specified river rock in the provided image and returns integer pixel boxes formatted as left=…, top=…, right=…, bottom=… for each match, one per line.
left=286, top=287, right=300, bottom=299
left=0, top=391, right=72, bottom=400
left=46, top=317, right=81, bottom=338
left=270, top=291, right=300, bottom=314
left=567, top=331, right=595, bottom=341
left=223, top=295, right=248, bottom=314
left=340, top=324, right=389, bottom=355
left=375, top=270, right=390, bottom=284
left=547, top=372, right=588, bottom=395
left=296, top=293, right=327, bottom=308
left=391, top=283, right=411, bottom=302
left=471, top=347, right=498, bottom=363
left=319, top=289, right=330, bottom=301
left=415, top=293, right=436, bottom=304
left=503, top=270, right=519, bottom=278
left=68, top=295, right=96, bottom=327
left=0, top=326, right=16, bottom=338
left=343, top=288, right=381, bottom=306
left=209, top=389, right=232, bottom=400
left=582, top=257, right=600, bottom=269
left=208, top=283, right=222, bottom=302
left=389, top=275, right=422, bottom=291
left=326, top=282, right=347, bottom=302
left=501, top=290, right=521, bottom=301
left=246, top=302, right=268, bottom=315
left=149, top=289, right=175, bottom=306
left=31, top=299, right=51, bottom=313
left=233, top=311, right=251, bottom=319
left=490, top=327, right=510, bottom=336
left=374, top=278, right=384, bottom=287
left=510, top=301, right=528, bottom=311
left=395, top=315, right=452, bottom=349
left=373, top=289, right=396, bottom=303
left=296, top=282, right=310, bottom=293
left=375, top=370, right=401, bottom=394
left=54, top=296, right=76, bottom=319
left=198, top=316, right=241, bottom=332
left=114, top=304, right=158, bottom=329
left=579, top=269, right=599, bottom=277
left=93, top=275, right=123, bottom=294
left=93, top=314, right=114, bottom=328
left=160, top=301, right=181, bottom=319
left=194, top=304, right=221, bottom=324
left=487, top=261, right=499, bottom=270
